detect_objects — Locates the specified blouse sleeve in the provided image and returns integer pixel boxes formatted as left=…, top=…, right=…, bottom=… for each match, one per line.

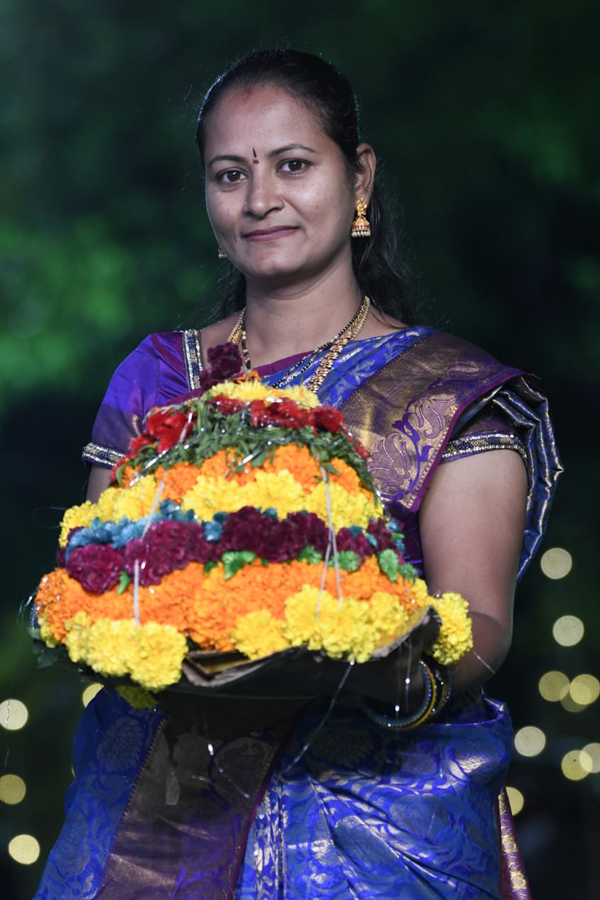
left=441, top=405, right=527, bottom=466
left=81, top=336, right=163, bottom=468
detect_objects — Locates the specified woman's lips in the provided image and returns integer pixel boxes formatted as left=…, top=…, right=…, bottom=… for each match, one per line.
left=243, top=226, right=298, bottom=242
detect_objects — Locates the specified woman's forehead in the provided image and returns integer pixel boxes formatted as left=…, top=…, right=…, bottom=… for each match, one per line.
left=203, top=85, right=326, bottom=155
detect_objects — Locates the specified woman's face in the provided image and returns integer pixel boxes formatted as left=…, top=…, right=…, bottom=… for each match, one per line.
left=203, top=85, right=364, bottom=290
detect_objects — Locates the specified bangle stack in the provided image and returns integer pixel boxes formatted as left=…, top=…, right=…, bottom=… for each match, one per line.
left=361, top=658, right=451, bottom=731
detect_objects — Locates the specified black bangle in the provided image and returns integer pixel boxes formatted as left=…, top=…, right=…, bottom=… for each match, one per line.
left=361, top=660, right=437, bottom=730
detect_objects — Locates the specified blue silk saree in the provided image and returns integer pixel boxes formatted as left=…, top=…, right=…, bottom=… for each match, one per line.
left=35, top=327, right=561, bottom=900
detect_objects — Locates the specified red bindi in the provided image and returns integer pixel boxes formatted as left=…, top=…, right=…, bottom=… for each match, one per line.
left=252, top=148, right=259, bottom=164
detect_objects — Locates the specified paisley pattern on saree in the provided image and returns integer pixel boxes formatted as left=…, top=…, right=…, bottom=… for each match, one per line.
left=236, top=696, right=514, bottom=900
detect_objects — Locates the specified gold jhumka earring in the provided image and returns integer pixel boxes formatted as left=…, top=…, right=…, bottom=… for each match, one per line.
left=217, top=247, right=227, bottom=259
left=351, top=197, right=371, bottom=238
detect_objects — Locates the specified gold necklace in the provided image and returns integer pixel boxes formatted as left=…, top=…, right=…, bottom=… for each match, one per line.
left=226, top=296, right=371, bottom=392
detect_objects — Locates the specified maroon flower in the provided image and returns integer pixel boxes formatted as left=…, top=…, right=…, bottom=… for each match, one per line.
left=199, top=343, right=244, bottom=392
left=284, top=512, right=329, bottom=556
left=335, top=527, right=375, bottom=563
left=123, top=520, right=214, bottom=586
left=66, top=544, right=125, bottom=593
left=366, top=518, right=405, bottom=563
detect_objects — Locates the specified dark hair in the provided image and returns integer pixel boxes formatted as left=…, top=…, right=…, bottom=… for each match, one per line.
left=197, top=49, right=417, bottom=325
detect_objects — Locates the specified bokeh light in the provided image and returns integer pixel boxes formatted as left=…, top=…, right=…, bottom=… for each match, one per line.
left=569, top=674, right=600, bottom=706
left=540, top=547, right=573, bottom=579
left=560, top=693, right=587, bottom=713
left=514, top=726, right=546, bottom=757
left=552, top=615, right=584, bottom=647
left=538, top=670, right=570, bottom=702
left=0, top=775, right=26, bottom=805
left=506, top=786, right=524, bottom=815
left=581, top=744, right=600, bottom=774
left=82, top=683, right=103, bottom=707
left=0, top=699, right=29, bottom=731
left=8, top=835, right=40, bottom=865
left=561, top=750, right=589, bottom=781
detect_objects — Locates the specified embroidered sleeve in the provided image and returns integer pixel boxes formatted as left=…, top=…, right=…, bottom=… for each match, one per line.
left=442, top=407, right=527, bottom=464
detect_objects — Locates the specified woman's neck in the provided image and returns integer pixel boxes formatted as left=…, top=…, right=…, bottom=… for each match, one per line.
left=243, top=270, right=363, bottom=367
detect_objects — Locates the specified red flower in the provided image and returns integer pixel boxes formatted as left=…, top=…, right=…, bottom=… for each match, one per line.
left=308, top=406, right=345, bottom=433
left=145, top=409, right=194, bottom=453
left=210, top=395, right=247, bottom=416
left=248, top=400, right=269, bottom=427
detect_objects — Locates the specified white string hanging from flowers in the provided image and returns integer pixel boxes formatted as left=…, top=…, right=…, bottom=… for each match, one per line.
left=320, top=464, right=343, bottom=610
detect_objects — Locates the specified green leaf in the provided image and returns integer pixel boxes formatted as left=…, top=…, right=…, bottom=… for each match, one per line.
left=222, top=550, right=256, bottom=580
left=297, top=546, right=323, bottom=564
left=117, top=570, right=132, bottom=594
left=377, top=549, right=399, bottom=582
left=204, top=561, right=217, bottom=573
left=333, top=550, right=361, bottom=572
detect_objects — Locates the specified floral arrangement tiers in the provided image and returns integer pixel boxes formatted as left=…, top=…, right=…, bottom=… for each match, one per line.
left=34, top=345, right=472, bottom=694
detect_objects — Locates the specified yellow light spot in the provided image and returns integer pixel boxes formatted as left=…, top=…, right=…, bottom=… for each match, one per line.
left=0, top=775, right=26, bottom=805
left=581, top=744, right=600, bottom=774
left=569, top=674, right=600, bottom=706
left=82, top=683, right=103, bottom=707
left=514, top=726, right=546, bottom=757
left=540, top=547, right=573, bottom=579
left=506, top=786, right=524, bottom=815
left=552, top=615, right=584, bottom=647
left=560, top=693, right=587, bottom=713
left=0, top=699, right=28, bottom=731
left=538, top=670, right=569, bottom=702
left=561, top=750, right=589, bottom=781
left=8, top=834, right=40, bottom=865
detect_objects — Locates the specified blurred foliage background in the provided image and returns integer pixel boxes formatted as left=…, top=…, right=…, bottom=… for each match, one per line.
left=1, top=1, right=599, bottom=897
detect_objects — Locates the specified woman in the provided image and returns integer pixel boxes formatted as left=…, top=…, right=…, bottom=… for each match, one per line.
left=35, top=50, right=561, bottom=899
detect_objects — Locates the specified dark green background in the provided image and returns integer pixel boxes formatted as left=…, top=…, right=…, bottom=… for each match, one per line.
left=1, top=1, right=599, bottom=897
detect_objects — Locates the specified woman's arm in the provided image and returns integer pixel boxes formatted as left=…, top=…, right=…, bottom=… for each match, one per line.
left=87, top=465, right=112, bottom=503
left=418, top=447, right=528, bottom=695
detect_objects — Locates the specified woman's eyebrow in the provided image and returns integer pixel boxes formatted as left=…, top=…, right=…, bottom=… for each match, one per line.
left=207, top=143, right=318, bottom=168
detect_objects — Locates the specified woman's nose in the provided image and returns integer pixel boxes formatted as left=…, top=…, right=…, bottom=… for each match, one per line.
left=244, top=171, right=283, bottom=218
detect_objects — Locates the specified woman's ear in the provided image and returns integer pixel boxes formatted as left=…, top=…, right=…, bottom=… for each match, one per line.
left=354, top=143, right=377, bottom=198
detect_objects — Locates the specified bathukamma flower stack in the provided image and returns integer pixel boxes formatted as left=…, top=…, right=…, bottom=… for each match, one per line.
left=34, top=345, right=472, bottom=692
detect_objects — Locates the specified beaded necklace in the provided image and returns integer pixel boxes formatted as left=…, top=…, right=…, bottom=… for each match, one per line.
left=227, top=296, right=371, bottom=393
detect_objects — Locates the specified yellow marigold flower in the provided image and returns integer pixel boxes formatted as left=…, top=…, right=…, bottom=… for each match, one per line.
left=182, top=470, right=306, bottom=520
left=84, top=619, right=138, bottom=677
left=303, top=481, right=379, bottom=531
left=206, top=380, right=319, bottom=408
left=38, top=612, right=59, bottom=648
left=64, top=611, right=93, bottom=662
left=95, top=475, right=158, bottom=523
left=59, top=502, right=96, bottom=547
left=427, top=592, right=473, bottom=665
left=284, top=586, right=324, bottom=646
left=232, top=610, right=288, bottom=659
left=313, top=594, right=378, bottom=663
left=116, top=685, right=157, bottom=709
left=411, top=578, right=431, bottom=607
left=128, top=622, right=188, bottom=691
left=368, top=592, right=411, bottom=646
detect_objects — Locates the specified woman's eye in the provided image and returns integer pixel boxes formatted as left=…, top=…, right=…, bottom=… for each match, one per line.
left=218, top=169, right=245, bottom=184
left=280, top=159, right=308, bottom=174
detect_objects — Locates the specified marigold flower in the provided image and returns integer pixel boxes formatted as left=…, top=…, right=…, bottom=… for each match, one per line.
left=232, top=610, right=288, bottom=659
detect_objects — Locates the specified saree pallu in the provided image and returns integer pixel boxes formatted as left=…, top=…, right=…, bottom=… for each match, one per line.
left=36, top=327, right=561, bottom=899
